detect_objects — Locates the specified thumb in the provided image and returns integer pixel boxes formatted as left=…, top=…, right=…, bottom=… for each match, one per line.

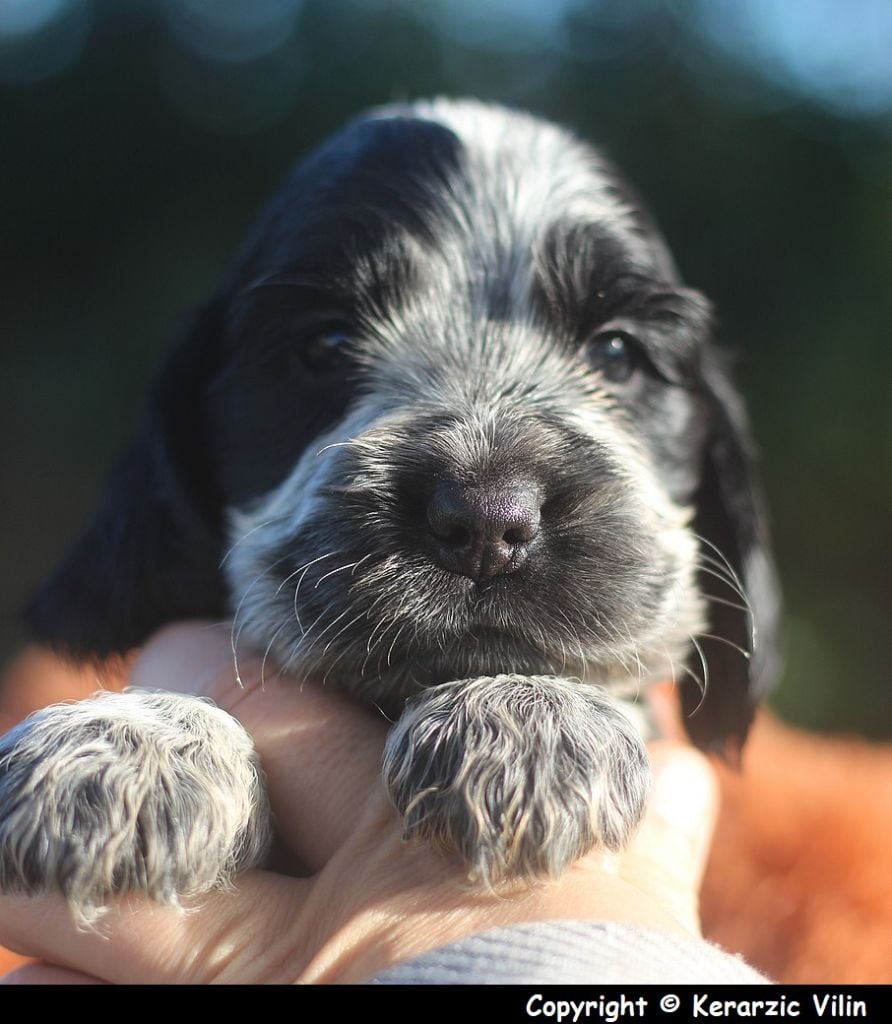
left=622, top=742, right=719, bottom=935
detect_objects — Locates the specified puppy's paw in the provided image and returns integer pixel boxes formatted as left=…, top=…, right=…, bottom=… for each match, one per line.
left=383, top=675, right=649, bottom=886
left=0, top=690, right=271, bottom=920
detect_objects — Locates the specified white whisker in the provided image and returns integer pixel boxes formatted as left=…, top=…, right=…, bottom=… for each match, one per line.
left=219, top=513, right=293, bottom=569
left=687, top=635, right=709, bottom=709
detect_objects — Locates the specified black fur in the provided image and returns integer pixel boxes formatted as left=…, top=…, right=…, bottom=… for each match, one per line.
left=26, top=101, right=781, bottom=754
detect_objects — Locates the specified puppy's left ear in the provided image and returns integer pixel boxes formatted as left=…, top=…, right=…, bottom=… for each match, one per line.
left=24, top=299, right=229, bottom=660
left=682, top=354, right=783, bottom=758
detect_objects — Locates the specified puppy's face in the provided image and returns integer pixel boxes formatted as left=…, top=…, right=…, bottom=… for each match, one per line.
left=221, top=103, right=709, bottom=706
left=30, top=100, right=780, bottom=751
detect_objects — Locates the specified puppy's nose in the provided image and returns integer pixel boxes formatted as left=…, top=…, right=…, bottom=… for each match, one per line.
left=427, top=479, right=541, bottom=581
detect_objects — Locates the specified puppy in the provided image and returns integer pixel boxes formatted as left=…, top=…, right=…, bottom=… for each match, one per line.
left=0, top=99, right=780, bottom=917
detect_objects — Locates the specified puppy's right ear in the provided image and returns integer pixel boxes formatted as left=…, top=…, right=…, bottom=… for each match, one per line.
left=25, top=301, right=229, bottom=659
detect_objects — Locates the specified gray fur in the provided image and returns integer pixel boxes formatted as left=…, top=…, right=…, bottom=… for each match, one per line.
left=2, top=99, right=755, bottom=912
left=383, top=675, right=650, bottom=886
left=0, top=690, right=270, bottom=920
left=218, top=103, right=707, bottom=885
left=226, top=100, right=706, bottom=702
left=219, top=102, right=712, bottom=885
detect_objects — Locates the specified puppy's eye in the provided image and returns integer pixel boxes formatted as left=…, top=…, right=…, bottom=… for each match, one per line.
left=584, top=331, right=641, bottom=384
left=302, top=329, right=354, bottom=374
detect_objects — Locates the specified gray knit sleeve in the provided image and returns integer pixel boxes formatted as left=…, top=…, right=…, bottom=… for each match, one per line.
left=369, top=921, right=769, bottom=985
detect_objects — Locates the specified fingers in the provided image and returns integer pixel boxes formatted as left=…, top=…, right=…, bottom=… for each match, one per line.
left=128, top=622, right=389, bottom=871
left=2, top=964, right=105, bottom=984
left=0, top=659, right=721, bottom=985
left=647, top=680, right=689, bottom=742
left=643, top=742, right=719, bottom=882
left=0, top=647, right=128, bottom=733
left=0, top=874, right=314, bottom=985
left=622, top=741, right=719, bottom=935
left=127, top=626, right=720, bottom=916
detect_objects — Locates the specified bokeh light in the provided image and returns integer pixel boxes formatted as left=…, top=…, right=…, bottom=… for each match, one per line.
left=0, top=0, right=92, bottom=84
left=691, top=0, right=892, bottom=116
left=160, top=0, right=302, bottom=63
left=2, top=0, right=890, bottom=737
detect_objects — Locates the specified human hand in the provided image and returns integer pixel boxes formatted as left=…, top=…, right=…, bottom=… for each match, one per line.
left=0, top=622, right=718, bottom=984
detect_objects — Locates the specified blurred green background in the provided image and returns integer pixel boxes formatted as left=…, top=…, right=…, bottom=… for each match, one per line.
left=1, top=0, right=889, bottom=736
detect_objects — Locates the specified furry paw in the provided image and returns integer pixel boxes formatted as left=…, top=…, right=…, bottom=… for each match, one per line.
left=0, top=689, right=271, bottom=920
left=383, top=675, right=649, bottom=885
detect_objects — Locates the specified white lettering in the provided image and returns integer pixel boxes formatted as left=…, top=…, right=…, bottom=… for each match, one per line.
left=814, top=994, right=867, bottom=1018
left=692, top=996, right=801, bottom=1018
left=526, top=993, right=648, bottom=1021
